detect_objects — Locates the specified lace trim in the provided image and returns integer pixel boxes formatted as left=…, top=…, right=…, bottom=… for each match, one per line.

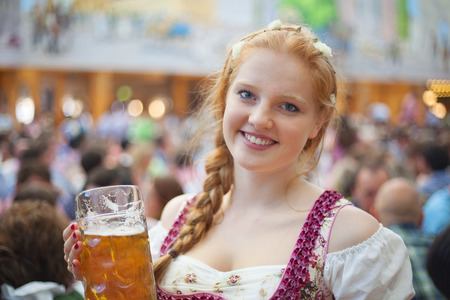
left=323, top=199, right=354, bottom=266
left=325, top=224, right=384, bottom=258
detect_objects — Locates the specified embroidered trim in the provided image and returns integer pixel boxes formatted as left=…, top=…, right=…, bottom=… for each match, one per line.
left=160, top=196, right=197, bottom=256
left=157, top=288, right=227, bottom=300
left=269, top=190, right=342, bottom=299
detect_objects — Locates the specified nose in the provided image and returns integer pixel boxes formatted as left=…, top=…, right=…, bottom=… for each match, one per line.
left=248, top=103, right=273, bottom=130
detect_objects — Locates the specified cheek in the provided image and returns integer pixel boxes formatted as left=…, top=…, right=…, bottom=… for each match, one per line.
left=223, top=103, right=244, bottom=137
left=283, top=124, right=310, bottom=154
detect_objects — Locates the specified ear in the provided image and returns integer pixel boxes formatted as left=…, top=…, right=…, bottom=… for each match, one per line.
left=308, top=109, right=327, bottom=139
left=308, top=122, right=323, bottom=139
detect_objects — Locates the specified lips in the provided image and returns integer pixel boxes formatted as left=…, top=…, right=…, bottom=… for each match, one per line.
left=242, top=132, right=276, bottom=146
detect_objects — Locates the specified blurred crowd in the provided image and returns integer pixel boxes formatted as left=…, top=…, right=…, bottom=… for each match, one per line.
left=0, top=102, right=449, bottom=298
left=0, top=109, right=205, bottom=221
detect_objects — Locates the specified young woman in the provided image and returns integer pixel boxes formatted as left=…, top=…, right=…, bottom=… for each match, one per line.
left=64, top=21, right=414, bottom=299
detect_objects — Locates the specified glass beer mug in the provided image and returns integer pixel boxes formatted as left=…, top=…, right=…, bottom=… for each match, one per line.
left=76, top=185, right=157, bottom=300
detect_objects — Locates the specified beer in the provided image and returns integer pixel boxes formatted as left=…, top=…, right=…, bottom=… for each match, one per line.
left=76, top=185, right=156, bottom=299
left=81, top=227, right=156, bottom=300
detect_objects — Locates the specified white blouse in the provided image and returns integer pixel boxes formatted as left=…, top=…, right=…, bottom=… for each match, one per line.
left=149, top=222, right=415, bottom=300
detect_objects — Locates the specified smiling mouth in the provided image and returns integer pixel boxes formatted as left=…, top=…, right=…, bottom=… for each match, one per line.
left=243, top=132, right=276, bottom=146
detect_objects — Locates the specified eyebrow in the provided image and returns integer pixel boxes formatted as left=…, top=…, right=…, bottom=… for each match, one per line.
left=234, top=80, right=310, bottom=104
left=281, top=93, right=308, bottom=104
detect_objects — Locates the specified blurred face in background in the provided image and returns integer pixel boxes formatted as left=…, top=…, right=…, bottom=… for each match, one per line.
left=144, top=176, right=184, bottom=220
left=352, top=167, right=390, bottom=213
left=144, top=182, right=164, bottom=220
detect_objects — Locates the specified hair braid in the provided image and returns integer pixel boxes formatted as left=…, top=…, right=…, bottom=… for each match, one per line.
left=153, top=132, right=233, bottom=281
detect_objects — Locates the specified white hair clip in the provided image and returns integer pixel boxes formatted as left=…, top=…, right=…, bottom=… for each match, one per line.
left=267, top=19, right=282, bottom=30
left=330, top=94, right=336, bottom=105
left=231, top=41, right=245, bottom=59
left=313, top=41, right=332, bottom=58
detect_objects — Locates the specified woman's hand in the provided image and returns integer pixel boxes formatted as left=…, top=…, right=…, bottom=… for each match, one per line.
left=62, top=222, right=84, bottom=281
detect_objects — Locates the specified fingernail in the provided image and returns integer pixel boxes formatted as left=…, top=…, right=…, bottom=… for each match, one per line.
left=72, top=232, right=76, bottom=239
left=74, top=243, right=79, bottom=250
left=70, top=224, right=75, bottom=230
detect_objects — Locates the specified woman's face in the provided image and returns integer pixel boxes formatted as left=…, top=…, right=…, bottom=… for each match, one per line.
left=223, top=48, right=323, bottom=176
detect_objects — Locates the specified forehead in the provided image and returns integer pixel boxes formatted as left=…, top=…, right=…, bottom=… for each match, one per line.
left=231, top=48, right=314, bottom=100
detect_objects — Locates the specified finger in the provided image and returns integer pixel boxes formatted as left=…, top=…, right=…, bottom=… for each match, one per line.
left=64, top=229, right=80, bottom=259
left=62, top=223, right=78, bottom=242
left=68, top=240, right=84, bottom=280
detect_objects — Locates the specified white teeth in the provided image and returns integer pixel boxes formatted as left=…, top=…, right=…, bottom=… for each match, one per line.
left=244, top=133, right=274, bottom=146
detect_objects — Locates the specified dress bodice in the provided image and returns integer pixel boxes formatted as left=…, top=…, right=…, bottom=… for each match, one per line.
left=156, top=190, right=348, bottom=300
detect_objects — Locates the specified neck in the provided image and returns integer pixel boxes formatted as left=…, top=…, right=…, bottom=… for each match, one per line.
left=227, top=164, right=300, bottom=210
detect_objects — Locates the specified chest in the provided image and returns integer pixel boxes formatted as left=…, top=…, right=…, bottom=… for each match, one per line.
left=184, top=211, right=308, bottom=272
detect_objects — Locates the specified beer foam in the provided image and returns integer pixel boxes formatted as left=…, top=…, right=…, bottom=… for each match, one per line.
left=84, top=224, right=146, bottom=237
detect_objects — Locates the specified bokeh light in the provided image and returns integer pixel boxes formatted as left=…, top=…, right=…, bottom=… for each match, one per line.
left=148, top=98, right=166, bottom=119
left=73, top=100, right=84, bottom=118
left=127, top=99, right=144, bottom=117
left=111, top=100, right=125, bottom=112
left=116, top=85, right=133, bottom=102
left=62, top=95, right=75, bottom=117
left=15, top=97, right=35, bottom=124
left=423, top=90, right=437, bottom=107
left=430, top=102, right=447, bottom=119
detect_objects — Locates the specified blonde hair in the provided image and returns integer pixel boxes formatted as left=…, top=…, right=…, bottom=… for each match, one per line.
left=153, top=23, right=338, bottom=281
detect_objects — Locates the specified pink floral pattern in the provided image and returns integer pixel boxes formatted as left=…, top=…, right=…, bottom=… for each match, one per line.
left=157, top=191, right=350, bottom=300
left=226, top=275, right=241, bottom=285
left=185, top=273, right=197, bottom=283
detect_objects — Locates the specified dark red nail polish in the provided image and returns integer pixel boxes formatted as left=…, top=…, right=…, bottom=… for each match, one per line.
left=70, top=224, right=75, bottom=230
left=74, top=243, right=79, bottom=250
left=72, top=232, right=76, bottom=239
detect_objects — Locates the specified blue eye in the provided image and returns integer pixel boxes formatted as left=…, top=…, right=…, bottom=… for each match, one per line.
left=238, top=90, right=254, bottom=100
left=281, top=103, right=299, bottom=112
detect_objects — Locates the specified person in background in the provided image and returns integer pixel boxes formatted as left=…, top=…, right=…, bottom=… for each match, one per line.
left=416, top=144, right=450, bottom=200
left=64, top=20, right=414, bottom=298
left=427, top=225, right=450, bottom=299
left=145, top=175, right=184, bottom=228
left=125, top=141, right=154, bottom=190
left=422, top=183, right=450, bottom=236
left=0, top=200, right=84, bottom=299
left=349, top=155, right=391, bottom=213
left=80, top=144, right=106, bottom=176
left=16, top=161, right=53, bottom=190
left=20, top=133, right=77, bottom=219
left=14, top=161, right=67, bottom=217
left=174, top=150, right=205, bottom=194
left=372, top=178, right=444, bottom=300
left=83, top=165, right=134, bottom=191
left=13, top=183, right=57, bottom=206
left=0, top=133, right=18, bottom=209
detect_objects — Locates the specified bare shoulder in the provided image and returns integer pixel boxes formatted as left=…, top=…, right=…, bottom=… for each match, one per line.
left=160, top=193, right=195, bottom=230
left=328, top=205, right=380, bottom=253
